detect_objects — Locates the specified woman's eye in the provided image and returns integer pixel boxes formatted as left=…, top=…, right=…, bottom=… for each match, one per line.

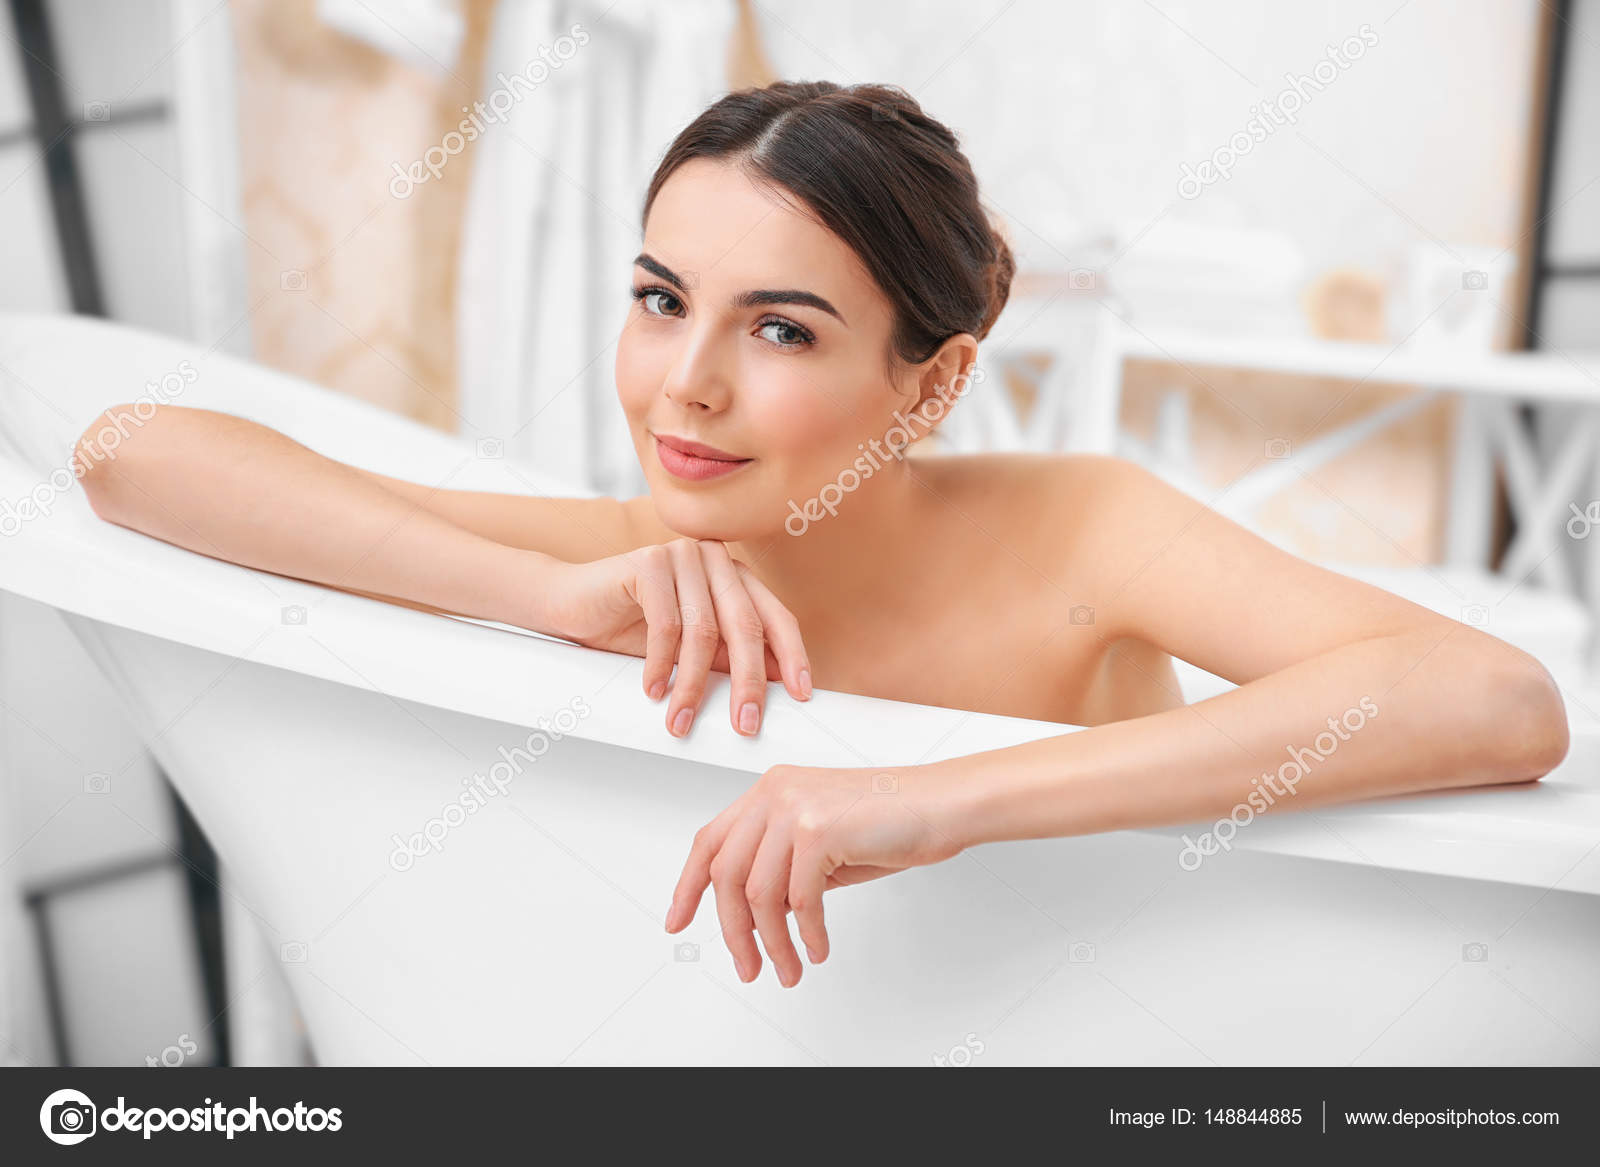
left=639, top=290, right=682, bottom=317
left=757, top=319, right=812, bottom=348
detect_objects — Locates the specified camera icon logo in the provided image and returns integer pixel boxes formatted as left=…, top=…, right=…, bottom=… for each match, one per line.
left=476, top=437, right=504, bottom=460
left=1068, top=268, right=1098, bottom=291
left=280, top=269, right=307, bottom=292
left=673, top=942, right=699, bottom=963
left=280, top=940, right=308, bottom=963
left=40, top=1088, right=97, bottom=1145
left=1265, top=437, right=1292, bottom=460
left=1068, top=604, right=1095, bottom=626
left=1068, top=941, right=1096, bottom=963
left=1461, top=942, right=1489, bottom=963
left=1462, top=270, right=1488, bottom=291
left=281, top=605, right=307, bottom=626
left=83, top=101, right=110, bottom=122
left=83, top=772, right=111, bottom=795
left=1460, top=604, right=1489, bottom=628
left=872, top=772, right=899, bottom=795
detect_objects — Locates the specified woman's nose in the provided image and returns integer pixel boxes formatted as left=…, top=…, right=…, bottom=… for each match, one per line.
left=661, top=331, right=734, bottom=413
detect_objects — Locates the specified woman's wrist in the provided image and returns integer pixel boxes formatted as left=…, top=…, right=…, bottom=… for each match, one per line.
left=499, top=548, right=576, bottom=636
left=916, top=732, right=1093, bottom=852
left=915, top=754, right=1007, bottom=852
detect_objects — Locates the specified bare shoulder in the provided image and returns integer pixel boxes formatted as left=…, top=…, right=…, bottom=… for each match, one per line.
left=916, top=451, right=1195, bottom=577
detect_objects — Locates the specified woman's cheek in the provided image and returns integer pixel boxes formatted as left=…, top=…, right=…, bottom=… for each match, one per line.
left=613, top=326, right=661, bottom=421
left=758, top=368, right=868, bottom=480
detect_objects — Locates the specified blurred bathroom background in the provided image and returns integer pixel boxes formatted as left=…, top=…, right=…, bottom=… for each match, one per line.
left=0, top=0, right=1596, bottom=1064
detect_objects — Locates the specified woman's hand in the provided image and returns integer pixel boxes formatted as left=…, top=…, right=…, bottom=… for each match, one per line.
left=543, top=538, right=811, bottom=738
left=664, top=763, right=970, bottom=987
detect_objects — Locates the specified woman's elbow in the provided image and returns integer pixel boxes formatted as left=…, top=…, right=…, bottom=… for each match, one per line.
left=1490, top=648, right=1570, bottom=783
left=74, top=403, right=154, bottom=520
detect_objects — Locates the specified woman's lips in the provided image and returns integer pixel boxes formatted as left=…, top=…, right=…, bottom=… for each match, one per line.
left=653, top=433, right=753, bottom=482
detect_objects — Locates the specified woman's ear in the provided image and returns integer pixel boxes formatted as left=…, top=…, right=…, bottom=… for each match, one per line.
left=914, top=333, right=980, bottom=417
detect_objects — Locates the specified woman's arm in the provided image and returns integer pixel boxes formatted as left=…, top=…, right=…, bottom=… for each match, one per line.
left=946, top=456, right=1570, bottom=841
left=667, top=456, right=1570, bottom=987
left=75, top=403, right=812, bottom=736
left=350, top=466, right=644, bottom=563
left=935, top=624, right=1565, bottom=846
left=75, top=404, right=574, bottom=629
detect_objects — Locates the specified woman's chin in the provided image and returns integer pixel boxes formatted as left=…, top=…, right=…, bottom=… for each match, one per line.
left=648, top=491, right=776, bottom=544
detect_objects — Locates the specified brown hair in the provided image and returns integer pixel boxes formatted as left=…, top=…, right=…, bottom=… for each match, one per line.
left=643, top=81, right=1014, bottom=365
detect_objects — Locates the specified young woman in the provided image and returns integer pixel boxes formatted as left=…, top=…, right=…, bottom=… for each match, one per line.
left=78, top=82, right=1569, bottom=990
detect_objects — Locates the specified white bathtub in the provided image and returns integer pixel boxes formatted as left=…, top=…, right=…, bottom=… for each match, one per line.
left=3, top=313, right=1598, bottom=1066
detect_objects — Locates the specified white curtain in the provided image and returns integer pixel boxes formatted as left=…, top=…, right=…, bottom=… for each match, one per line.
left=457, top=0, right=734, bottom=495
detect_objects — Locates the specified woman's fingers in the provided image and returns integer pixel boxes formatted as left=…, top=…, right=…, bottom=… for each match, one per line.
left=631, top=546, right=681, bottom=704
left=664, top=539, right=718, bottom=738
left=746, top=826, right=803, bottom=986
left=737, top=564, right=812, bottom=703
left=707, top=815, right=767, bottom=982
left=627, top=538, right=808, bottom=740
left=789, top=835, right=831, bottom=965
left=665, top=808, right=736, bottom=933
left=699, top=542, right=773, bottom=736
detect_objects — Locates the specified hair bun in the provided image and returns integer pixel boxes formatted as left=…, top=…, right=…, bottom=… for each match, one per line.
left=649, top=82, right=1012, bottom=364
left=976, top=221, right=1015, bottom=341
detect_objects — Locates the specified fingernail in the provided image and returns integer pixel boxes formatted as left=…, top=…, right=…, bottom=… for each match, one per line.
left=649, top=680, right=666, bottom=701
left=779, top=966, right=797, bottom=988
left=798, top=668, right=812, bottom=700
left=735, top=956, right=752, bottom=982
left=672, top=707, right=694, bottom=737
left=663, top=902, right=677, bottom=930
left=738, top=702, right=760, bottom=735
left=805, top=944, right=820, bottom=963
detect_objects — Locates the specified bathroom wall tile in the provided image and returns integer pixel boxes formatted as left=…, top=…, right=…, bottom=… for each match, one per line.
left=44, top=0, right=175, bottom=112
left=46, top=864, right=212, bottom=1066
left=0, top=145, right=69, bottom=313
left=1539, top=279, right=1600, bottom=352
left=0, top=0, right=30, bottom=132
left=0, top=596, right=179, bottom=887
left=75, top=121, right=191, bottom=337
left=1544, top=0, right=1600, bottom=265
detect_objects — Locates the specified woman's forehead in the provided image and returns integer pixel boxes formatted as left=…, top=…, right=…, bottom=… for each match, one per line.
left=642, top=159, right=885, bottom=319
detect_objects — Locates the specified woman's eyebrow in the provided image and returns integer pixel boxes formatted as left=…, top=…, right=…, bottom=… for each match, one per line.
left=633, top=252, right=846, bottom=325
left=633, top=253, right=686, bottom=289
left=733, top=288, right=846, bottom=325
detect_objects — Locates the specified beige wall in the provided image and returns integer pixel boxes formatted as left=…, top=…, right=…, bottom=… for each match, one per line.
left=230, top=0, right=496, bottom=431
left=1120, top=365, right=1457, bottom=564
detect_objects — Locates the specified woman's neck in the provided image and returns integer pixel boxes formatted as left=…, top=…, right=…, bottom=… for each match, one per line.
left=729, top=457, right=932, bottom=620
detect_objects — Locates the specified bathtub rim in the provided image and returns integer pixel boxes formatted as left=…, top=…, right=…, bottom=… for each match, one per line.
left=5, top=498, right=1599, bottom=900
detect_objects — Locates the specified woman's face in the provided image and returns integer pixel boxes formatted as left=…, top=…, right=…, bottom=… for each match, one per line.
left=616, top=158, right=918, bottom=541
